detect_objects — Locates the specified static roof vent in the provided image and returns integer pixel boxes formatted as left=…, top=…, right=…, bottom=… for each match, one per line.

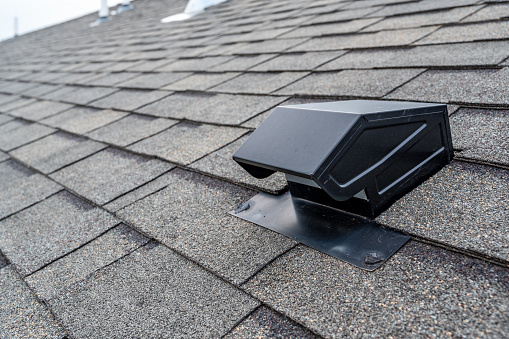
left=232, top=100, right=453, bottom=270
left=161, top=0, right=227, bottom=23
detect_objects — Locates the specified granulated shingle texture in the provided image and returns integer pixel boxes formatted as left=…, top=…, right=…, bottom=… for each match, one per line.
left=0, top=121, right=55, bottom=151
left=10, top=132, right=106, bottom=174
left=281, top=18, right=379, bottom=39
left=212, top=72, right=309, bottom=94
left=25, top=224, right=149, bottom=300
left=416, top=21, right=509, bottom=45
left=89, top=89, right=169, bottom=111
left=137, top=92, right=285, bottom=125
left=41, top=107, right=126, bottom=134
left=0, top=151, right=8, bottom=162
left=0, top=266, right=66, bottom=339
left=0, top=97, right=36, bottom=113
left=163, top=72, right=240, bottom=91
left=225, top=306, right=319, bottom=339
left=128, top=122, right=246, bottom=164
left=0, top=114, right=14, bottom=126
left=50, top=148, right=172, bottom=205
left=211, top=55, right=276, bottom=71
left=48, top=244, right=259, bottom=338
left=318, top=41, right=509, bottom=69
left=0, top=160, right=61, bottom=219
left=251, top=51, right=346, bottom=71
left=117, top=169, right=296, bottom=285
left=86, top=114, right=178, bottom=147
left=190, top=135, right=287, bottom=193
left=462, top=3, right=509, bottom=22
left=43, top=85, right=118, bottom=105
left=0, top=191, right=118, bottom=276
left=450, top=108, right=509, bottom=166
left=9, top=100, right=73, bottom=121
left=117, top=72, right=192, bottom=89
left=277, top=69, right=424, bottom=97
left=155, top=56, right=235, bottom=72
left=243, top=242, right=509, bottom=338
left=377, top=162, right=509, bottom=261
left=387, top=68, right=509, bottom=105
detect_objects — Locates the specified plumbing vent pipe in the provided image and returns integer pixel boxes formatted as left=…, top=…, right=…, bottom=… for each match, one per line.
left=90, top=0, right=109, bottom=27
left=161, top=0, right=228, bottom=23
left=117, top=0, right=133, bottom=13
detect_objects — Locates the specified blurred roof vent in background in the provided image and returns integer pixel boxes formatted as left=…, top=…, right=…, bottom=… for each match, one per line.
left=232, top=100, right=454, bottom=270
left=161, top=0, right=228, bottom=23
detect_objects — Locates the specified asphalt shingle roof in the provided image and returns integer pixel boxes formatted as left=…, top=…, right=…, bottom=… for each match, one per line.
left=0, top=0, right=508, bottom=337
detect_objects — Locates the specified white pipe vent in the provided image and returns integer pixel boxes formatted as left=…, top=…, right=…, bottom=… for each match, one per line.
left=161, top=0, right=227, bottom=23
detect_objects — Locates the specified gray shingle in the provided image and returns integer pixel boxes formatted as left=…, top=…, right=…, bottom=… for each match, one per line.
left=280, top=18, right=380, bottom=39
left=0, top=94, right=19, bottom=106
left=48, top=244, right=259, bottom=338
left=225, top=306, right=319, bottom=339
left=43, top=85, right=118, bottom=105
left=190, top=135, right=287, bottom=194
left=243, top=242, right=509, bottom=338
left=89, top=89, right=169, bottom=111
left=9, top=100, right=73, bottom=121
left=128, top=122, right=246, bottom=164
left=386, top=68, right=509, bottom=105
left=0, top=114, right=14, bottom=126
left=10, top=132, right=106, bottom=174
left=41, top=107, right=126, bottom=134
left=363, top=6, right=482, bottom=31
left=236, top=38, right=308, bottom=54
left=0, top=191, right=118, bottom=276
left=117, top=72, right=192, bottom=89
left=212, top=72, right=309, bottom=94
left=319, top=41, right=509, bottom=69
left=50, top=148, right=172, bottom=205
left=451, top=108, right=509, bottom=166
left=25, top=224, right=148, bottom=300
left=415, top=21, right=509, bottom=45
left=86, top=114, right=178, bottom=147
left=155, top=56, right=235, bottom=72
left=83, top=72, right=140, bottom=86
left=277, top=69, right=423, bottom=97
left=0, top=121, right=55, bottom=151
left=211, top=55, right=276, bottom=72
left=462, top=3, right=509, bottom=23
left=291, top=26, right=437, bottom=51
left=251, top=51, right=346, bottom=71
left=0, top=151, right=8, bottom=162
left=0, top=81, right=39, bottom=94
left=137, top=92, right=285, bottom=125
left=0, top=97, right=36, bottom=113
left=128, top=59, right=176, bottom=72
left=22, top=83, right=61, bottom=98
left=0, top=266, right=66, bottom=338
left=369, top=0, right=481, bottom=17
left=377, top=162, right=509, bottom=261
left=0, top=160, right=61, bottom=219
left=305, top=7, right=379, bottom=24
left=117, top=169, right=296, bottom=285
left=163, top=72, right=240, bottom=91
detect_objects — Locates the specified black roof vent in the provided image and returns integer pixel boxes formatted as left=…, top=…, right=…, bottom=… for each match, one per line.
left=234, top=100, right=453, bottom=218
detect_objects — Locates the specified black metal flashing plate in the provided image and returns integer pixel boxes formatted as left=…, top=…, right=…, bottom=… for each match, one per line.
left=232, top=191, right=410, bottom=271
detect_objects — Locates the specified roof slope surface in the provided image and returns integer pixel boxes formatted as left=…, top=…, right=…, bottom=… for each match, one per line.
left=0, top=0, right=508, bottom=337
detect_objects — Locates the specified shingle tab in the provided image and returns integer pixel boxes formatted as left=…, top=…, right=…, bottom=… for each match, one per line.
left=0, top=191, right=118, bottom=276
left=0, top=121, right=55, bottom=151
left=41, top=107, right=126, bottom=134
left=89, top=89, right=169, bottom=111
left=0, top=267, right=66, bottom=338
left=10, top=132, right=106, bottom=174
left=236, top=38, right=308, bottom=54
left=319, top=41, right=509, bottom=69
left=243, top=242, right=509, bottom=338
left=462, top=3, right=509, bottom=23
left=155, top=56, right=234, bottom=72
left=225, top=306, right=319, bottom=339
left=451, top=108, right=509, bottom=166
left=9, top=100, right=73, bottom=121
left=117, top=169, right=296, bottom=284
left=369, top=0, right=481, bottom=17
left=387, top=68, right=509, bottom=105
left=280, top=18, right=380, bottom=39
left=211, top=54, right=276, bottom=72
left=415, top=21, right=509, bottom=45
left=138, top=92, right=285, bottom=125
left=116, top=72, right=192, bottom=89
left=86, top=114, right=178, bottom=147
left=43, top=85, right=118, bottom=105
left=277, top=69, right=423, bottom=97
left=377, top=162, right=509, bottom=261
left=48, top=244, right=259, bottom=338
left=190, top=135, right=287, bottom=193
left=50, top=148, right=172, bottom=205
left=212, top=72, right=309, bottom=94
left=0, top=97, right=36, bottom=113
left=128, top=122, right=246, bottom=164
left=252, top=51, right=346, bottom=71
left=163, top=72, right=240, bottom=91
left=25, top=224, right=148, bottom=300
